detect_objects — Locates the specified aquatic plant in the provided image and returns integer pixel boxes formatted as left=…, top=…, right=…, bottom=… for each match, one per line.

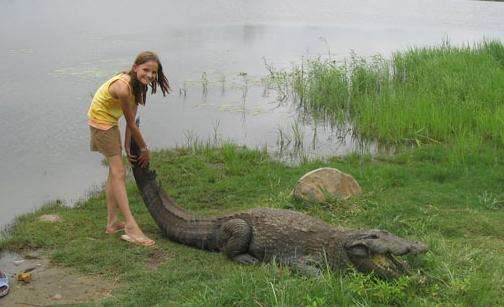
left=270, top=40, right=504, bottom=156
left=201, top=72, right=209, bottom=96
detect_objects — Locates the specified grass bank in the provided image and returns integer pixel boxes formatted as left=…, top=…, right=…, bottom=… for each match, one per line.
left=1, top=143, right=503, bottom=305
left=270, top=40, right=504, bottom=156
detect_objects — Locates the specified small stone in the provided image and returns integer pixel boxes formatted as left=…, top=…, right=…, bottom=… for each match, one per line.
left=293, top=167, right=362, bottom=203
left=13, top=260, right=25, bottom=266
left=38, top=214, right=62, bottom=222
left=49, top=294, right=63, bottom=301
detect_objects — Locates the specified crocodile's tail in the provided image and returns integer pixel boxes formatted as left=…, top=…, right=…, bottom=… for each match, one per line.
left=129, top=122, right=220, bottom=250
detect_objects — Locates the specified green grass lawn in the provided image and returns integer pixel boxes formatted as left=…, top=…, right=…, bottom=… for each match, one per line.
left=1, top=144, right=503, bottom=306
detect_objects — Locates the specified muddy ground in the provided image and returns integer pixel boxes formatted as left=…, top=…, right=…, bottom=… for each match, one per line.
left=0, top=250, right=115, bottom=306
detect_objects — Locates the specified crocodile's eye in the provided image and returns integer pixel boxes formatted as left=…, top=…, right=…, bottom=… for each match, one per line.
left=358, top=234, right=378, bottom=240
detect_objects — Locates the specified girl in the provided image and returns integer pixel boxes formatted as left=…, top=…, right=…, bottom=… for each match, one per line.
left=88, top=51, right=170, bottom=246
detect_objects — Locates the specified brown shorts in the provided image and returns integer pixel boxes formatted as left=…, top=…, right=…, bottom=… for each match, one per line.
left=90, top=126, right=122, bottom=157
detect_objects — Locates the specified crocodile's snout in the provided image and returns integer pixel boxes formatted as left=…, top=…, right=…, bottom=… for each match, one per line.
left=344, top=229, right=428, bottom=278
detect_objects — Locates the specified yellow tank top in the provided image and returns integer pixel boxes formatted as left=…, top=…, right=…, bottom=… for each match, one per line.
left=87, top=74, right=135, bottom=128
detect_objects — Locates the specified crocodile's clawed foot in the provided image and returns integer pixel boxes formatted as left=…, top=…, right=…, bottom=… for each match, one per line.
left=285, top=256, right=323, bottom=278
left=292, top=264, right=322, bottom=278
left=233, top=254, right=259, bottom=265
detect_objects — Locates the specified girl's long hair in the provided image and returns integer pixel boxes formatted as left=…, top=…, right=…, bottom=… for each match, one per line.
left=126, top=51, right=170, bottom=105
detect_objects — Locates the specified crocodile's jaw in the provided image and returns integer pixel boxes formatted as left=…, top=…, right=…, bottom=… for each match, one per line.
left=349, top=253, right=410, bottom=279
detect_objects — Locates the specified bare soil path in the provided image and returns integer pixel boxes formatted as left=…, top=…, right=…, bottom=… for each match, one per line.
left=0, top=250, right=115, bottom=306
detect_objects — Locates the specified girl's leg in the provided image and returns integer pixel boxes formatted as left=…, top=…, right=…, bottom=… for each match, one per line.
left=105, top=172, right=124, bottom=233
left=106, top=154, right=154, bottom=244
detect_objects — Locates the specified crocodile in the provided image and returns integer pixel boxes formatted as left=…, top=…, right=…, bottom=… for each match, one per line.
left=129, top=138, right=428, bottom=279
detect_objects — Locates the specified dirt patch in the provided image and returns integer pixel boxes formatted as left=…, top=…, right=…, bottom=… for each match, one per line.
left=146, top=247, right=173, bottom=269
left=0, top=250, right=115, bottom=306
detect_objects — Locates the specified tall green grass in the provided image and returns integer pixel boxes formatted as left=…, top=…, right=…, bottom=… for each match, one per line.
left=281, top=40, right=504, bottom=152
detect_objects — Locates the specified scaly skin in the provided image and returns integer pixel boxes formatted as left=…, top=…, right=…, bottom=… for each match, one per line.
left=130, top=138, right=428, bottom=278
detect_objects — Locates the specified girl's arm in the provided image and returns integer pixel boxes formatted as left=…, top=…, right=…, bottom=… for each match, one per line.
left=124, top=103, right=138, bottom=159
left=110, top=81, right=149, bottom=167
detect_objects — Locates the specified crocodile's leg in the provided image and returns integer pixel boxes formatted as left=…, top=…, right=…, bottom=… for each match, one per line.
left=284, top=255, right=323, bottom=278
left=219, top=219, right=258, bottom=264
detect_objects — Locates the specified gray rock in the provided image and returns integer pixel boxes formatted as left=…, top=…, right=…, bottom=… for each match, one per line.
left=293, top=167, right=361, bottom=203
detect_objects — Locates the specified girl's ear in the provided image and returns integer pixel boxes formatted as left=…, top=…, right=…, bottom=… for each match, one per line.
left=132, top=64, right=138, bottom=72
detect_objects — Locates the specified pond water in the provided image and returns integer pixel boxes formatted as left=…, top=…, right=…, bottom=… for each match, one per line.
left=1, top=0, right=503, bottom=228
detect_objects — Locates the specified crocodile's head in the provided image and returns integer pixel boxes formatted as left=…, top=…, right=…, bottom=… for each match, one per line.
left=344, top=229, right=428, bottom=279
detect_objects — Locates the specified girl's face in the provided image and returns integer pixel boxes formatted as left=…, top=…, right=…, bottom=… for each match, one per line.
left=133, top=60, right=159, bottom=85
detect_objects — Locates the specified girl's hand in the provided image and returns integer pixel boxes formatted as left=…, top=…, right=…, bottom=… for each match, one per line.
left=125, top=147, right=137, bottom=163
left=138, top=148, right=150, bottom=168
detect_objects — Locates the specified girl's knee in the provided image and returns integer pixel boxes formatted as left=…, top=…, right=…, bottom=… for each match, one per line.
left=108, top=156, right=126, bottom=180
left=110, top=168, right=126, bottom=181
